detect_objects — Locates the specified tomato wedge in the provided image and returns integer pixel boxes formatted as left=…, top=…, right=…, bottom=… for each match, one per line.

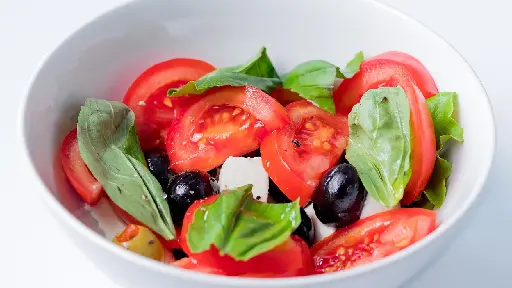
left=311, top=208, right=436, bottom=273
left=172, top=258, right=227, bottom=275
left=110, top=200, right=181, bottom=250
left=60, top=129, right=104, bottom=206
left=334, top=59, right=436, bottom=205
left=261, top=101, right=348, bottom=206
left=180, top=195, right=314, bottom=276
left=123, top=58, right=215, bottom=150
left=167, top=86, right=290, bottom=172
left=371, top=51, right=438, bottom=98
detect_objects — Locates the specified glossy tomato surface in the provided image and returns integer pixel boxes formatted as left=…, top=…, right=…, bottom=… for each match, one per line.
left=371, top=51, right=438, bottom=98
left=334, top=59, right=436, bottom=205
left=172, top=258, right=227, bottom=275
left=60, top=129, right=104, bottom=206
left=167, top=86, right=290, bottom=172
left=261, top=101, right=348, bottom=206
left=123, top=58, right=215, bottom=150
left=311, top=208, right=436, bottom=273
left=180, top=195, right=314, bottom=276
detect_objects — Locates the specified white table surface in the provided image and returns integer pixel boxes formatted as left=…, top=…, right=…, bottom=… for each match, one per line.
left=4, top=0, right=511, bottom=287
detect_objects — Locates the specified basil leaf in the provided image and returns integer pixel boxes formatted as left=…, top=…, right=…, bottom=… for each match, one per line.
left=77, top=99, right=175, bottom=240
left=168, top=47, right=281, bottom=97
left=281, top=52, right=364, bottom=114
left=346, top=87, right=412, bottom=207
left=421, top=92, right=464, bottom=208
left=426, top=92, right=464, bottom=151
left=187, top=185, right=301, bottom=261
left=424, top=155, right=452, bottom=207
left=337, top=51, right=364, bottom=79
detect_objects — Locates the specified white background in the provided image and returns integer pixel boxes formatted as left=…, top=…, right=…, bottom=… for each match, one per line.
left=3, top=0, right=511, bottom=287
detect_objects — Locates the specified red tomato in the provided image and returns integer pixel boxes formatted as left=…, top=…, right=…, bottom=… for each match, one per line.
left=371, top=51, right=438, bottom=98
left=167, top=86, right=290, bottom=172
left=334, top=59, right=436, bottom=205
left=60, top=129, right=104, bottom=206
left=123, top=58, right=216, bottom=150
left=180, top=195, right=314, bottom=276
left=311, top=208, right=436, bottom=273
left=172, top=258, right=227, bottom=275
left=260, top=101, right=348, bottom=206
left=110, top=200, right=181, bottom=249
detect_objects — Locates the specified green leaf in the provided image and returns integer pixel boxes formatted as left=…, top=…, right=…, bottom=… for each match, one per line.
left=421, top=92, right=464, bottom=208
left=282, top=51, right=364, bottom=114
left=187, top=185, right=301, bottom=261
left=337, top=51, right=365, bottom=79
left=346, top=87, right=412, bottom=207
left=168, top=47, right=281, bottom=97
left=426, top=92, right=464, bottom=151
left=77, top=99, right=175, bottom=240
left=424, top=156, right=452, bottom=207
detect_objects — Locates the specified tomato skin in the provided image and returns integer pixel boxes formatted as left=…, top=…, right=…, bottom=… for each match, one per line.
left=167, top=86, right=290, bottom=173
left=261, top=101, right=348, bottom=206
left=123, top=58, right=215, bottom=150
left=110, top=200, right=181, bottom=249
left=334, top=59, right=436, bottom=205
left=311, top=208, right=436, bottom=273
left=60, top=129, right=104, bottom=206
left=371, top=51, right=438, bottom=98
left=172, top=258, right=227, bottom=275
left=180, top=195, right=313, bottom=276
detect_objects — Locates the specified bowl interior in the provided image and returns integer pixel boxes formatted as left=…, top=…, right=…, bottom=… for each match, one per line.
left=22, top=0, right=494, bottom=279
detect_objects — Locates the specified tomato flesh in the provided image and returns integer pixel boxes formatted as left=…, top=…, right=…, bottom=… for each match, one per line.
left=334, top=59, right=436, bottom=205
left=311, top=208, right=436, bottom=273
left=261, top=101, right=348, bottom=206
left=172, top=258, right=227, bottom=275
left=167, top=86, right=290, bottom=172
left=180, top=195, right=313, bottom=276
left=123, top=58, right=215, bottom=150
left=371, top=51, right=438, bottom=98
left=60, top=129, right=104, bottom=206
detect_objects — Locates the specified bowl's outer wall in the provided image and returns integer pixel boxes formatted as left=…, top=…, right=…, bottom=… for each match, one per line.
left=23, top=0, right=494, bottom=287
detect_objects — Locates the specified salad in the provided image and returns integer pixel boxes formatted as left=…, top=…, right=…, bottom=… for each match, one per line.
left=60, top=47, right=463, bottom=277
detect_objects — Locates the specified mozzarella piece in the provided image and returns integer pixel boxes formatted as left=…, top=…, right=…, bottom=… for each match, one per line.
left=360, top=195, right=400, bottom=219
left=305, top=205, right=336, bottom=243
left=85, top=198, right=126, bottom=240
left=218, top=156, right=269, bottom=202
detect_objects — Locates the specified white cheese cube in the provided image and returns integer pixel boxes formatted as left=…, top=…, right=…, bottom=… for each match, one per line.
left=360, top=195, right=400, bottom=219
left=218, top=156, right=269, bottom=202
left=305, top=204, right=336, bottom=243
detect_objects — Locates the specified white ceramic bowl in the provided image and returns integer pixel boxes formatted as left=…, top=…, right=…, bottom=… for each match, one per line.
left=20, top=0, right=495, bottom=287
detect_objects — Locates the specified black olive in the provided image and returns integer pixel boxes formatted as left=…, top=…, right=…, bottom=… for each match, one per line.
left=145, top=151, right=175, bottom=188
left=172, top=249, right=188, bottom=261
left=165, top=171, right=214, bottom=225
left=268, top=178, right=291, bottom=203
left=293, top=208, right=315, bottom=246
left=312, top=163, right=367, bottom=228
left=207, top=167, right=220, bottom=180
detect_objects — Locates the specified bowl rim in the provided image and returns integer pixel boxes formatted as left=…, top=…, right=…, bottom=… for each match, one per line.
left=19, top=0, right=496, bottom=286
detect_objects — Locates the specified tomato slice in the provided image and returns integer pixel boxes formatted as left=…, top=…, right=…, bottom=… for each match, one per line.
left=261, top=101, right=348, bottom=206
left=311, top=208, right=436, bottom=273
left=370, top=51, right=438, bottom=98
left=123, top=58, right=215, bottom=150
left=334, top=59, right=436, bottom=205
left=166, top=86, right=290, bottom=172
left=60, top=129, right=104, bottom=206
left=110, top=200, right=181, bottom=250
left=172, top=258, right=227, bottom=275
left=180, top=195, right=314, bottom=276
